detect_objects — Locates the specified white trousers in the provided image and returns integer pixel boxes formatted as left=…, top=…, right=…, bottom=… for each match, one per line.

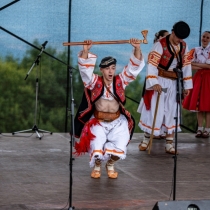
left=138, top=77, right=181, bottom=136
left=89, top=114, right=129, bottom=167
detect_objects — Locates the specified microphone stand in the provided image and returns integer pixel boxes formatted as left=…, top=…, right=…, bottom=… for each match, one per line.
left=12, top=42, right=53, bottom=140
left=68, top=67, right=75, bottom=210
left=1, top=19, right=77, bottom=206
left=172, top=68, right=183, bottom=200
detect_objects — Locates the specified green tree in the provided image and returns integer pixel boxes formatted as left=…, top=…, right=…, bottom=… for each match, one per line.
left=0, top=40, right=83, bottom=132
left=0, top=56, right=34, bottom=131
left=0, top=42, right=198, bottom=134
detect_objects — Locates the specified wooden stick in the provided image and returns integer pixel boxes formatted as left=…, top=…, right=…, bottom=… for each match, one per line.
left=63, top=39, right=147, bottom=46
left=63, top=30, right=148, bottom=46
left=148, top=92, right=161, bottom=154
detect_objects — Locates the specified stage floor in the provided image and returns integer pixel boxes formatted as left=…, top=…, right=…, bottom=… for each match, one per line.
left=0, top=132, right=210, bottom=210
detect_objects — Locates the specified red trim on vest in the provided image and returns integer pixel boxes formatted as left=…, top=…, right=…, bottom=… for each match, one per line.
left=75, top=75, right=134, bottom=141
left=159, top=38, right=172, bottom=68
left=91, top=76, right=125, bottom=103
left=91, top=77, right=103, bottom=102
left=159, top=37, right=186, bottom=69
left=115, top=75, right=125, bottom=103
left=180, top=41, right=186, bottom=55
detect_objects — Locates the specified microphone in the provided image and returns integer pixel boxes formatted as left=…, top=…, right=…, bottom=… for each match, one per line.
left=41, top=41, right=48, bottom=49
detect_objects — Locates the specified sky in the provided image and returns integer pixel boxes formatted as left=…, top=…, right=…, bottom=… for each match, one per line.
left=1, top=0, right=210, bottom=79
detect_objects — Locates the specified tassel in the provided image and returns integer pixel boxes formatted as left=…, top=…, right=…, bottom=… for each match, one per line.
left=143, top=90, right=154, bottom=110
left=74, top=118, right=101, bottom=156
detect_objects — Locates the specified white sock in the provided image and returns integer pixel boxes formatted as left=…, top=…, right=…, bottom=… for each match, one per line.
left=93, top=158, right=101, bottom=171
left=94, top=165, right=101, bottom=171
left=144, top=132, right=150, bottom=138
left=107, top=163, right=114, bottom=171
left=143, top=136, right=150, bottom=143
left=198, top=127, right=204, bottom=131
left=107, top=159, right=115, bottom=171
left=204, top=128, right=210, bottom=133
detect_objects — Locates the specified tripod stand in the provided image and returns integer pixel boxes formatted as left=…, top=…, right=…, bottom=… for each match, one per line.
left=12, top=42, right=52, bottom=140
left=172, top=68, right=183, bottom=200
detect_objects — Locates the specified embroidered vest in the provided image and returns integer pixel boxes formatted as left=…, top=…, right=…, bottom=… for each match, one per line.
left=158, top=35, right=186, bottom=70
left=74, top=75, right=130, bottom=138
left=91, top=75, right=126, bottom=104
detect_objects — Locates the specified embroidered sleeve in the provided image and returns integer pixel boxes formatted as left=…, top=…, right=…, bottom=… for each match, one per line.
left=78, top=51, right=98, bottom=90
left=119, top=51, right=145, bottom=89
left=183, top=50, right=193, bottom=67
left=148, top=50, right=162, bottom=67
left=146, top=42, right=162, bottom=89
left=182, top=45, right=193, bottom=90
left=185, top=48, right=195, bottom=63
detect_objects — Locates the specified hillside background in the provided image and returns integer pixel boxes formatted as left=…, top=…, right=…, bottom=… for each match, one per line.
left=1, top=0, right=209, bottom=133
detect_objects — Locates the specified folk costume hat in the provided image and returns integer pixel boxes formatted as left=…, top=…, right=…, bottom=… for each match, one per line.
left=99, top=56, right=117, bottom=68
left=172, top=21, right=190, bottom=39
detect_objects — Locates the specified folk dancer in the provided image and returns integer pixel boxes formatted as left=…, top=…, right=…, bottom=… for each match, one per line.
left=138, top=21, right=193, bottom=154
left=183, top=31, right=210, bottom=138
left=74, top=39, right=145, bottom=178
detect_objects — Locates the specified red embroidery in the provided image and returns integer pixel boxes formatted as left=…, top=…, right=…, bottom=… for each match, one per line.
left=115, top=75, right=125, bottom=103
left=91, top=77, right=103, bottom=101
left=159, top=37, right=186, bottom=68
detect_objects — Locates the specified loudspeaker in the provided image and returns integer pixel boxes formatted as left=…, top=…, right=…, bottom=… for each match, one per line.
left=152, top=200, right=210, bottom=210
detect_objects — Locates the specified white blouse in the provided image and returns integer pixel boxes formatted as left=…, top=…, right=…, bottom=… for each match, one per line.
left=192, top=45, right=210, bottom=64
